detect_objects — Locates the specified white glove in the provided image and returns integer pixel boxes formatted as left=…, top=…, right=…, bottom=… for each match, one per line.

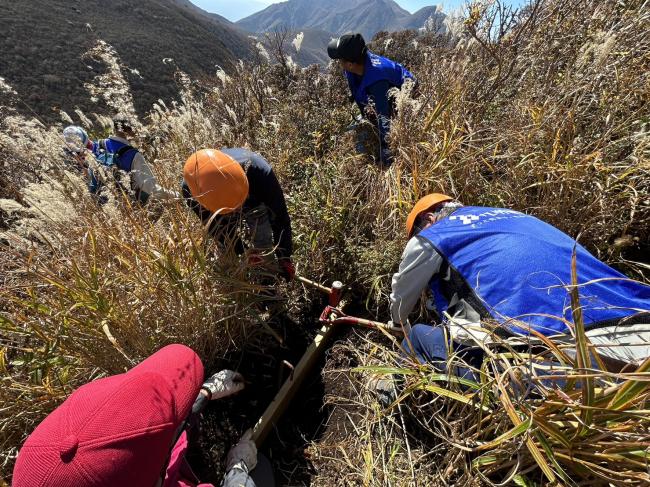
left=388, top=320, right=411, bottom=335
left=201, top=370, right=244, bottom=400
left=226, top=429, right=257, bottom=471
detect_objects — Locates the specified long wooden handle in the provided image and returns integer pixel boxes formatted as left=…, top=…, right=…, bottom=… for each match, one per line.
left=250, top=323, right=336, bottom=446
left=295, top=275, right=332, bottom=294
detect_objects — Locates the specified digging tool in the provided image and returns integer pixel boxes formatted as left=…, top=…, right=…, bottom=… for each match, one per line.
left=250, top=277, right=403, bottom=447
left=318, top=305, right=403, bottom=335
left=295, top=274, right=342, bottom=305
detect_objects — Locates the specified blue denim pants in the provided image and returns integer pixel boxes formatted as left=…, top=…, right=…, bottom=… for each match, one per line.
left=402, top=324, right=481, bottom=381
left=403, top=324, right=613, bottom=389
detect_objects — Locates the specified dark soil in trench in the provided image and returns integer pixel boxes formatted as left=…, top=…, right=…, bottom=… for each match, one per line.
left=186, top=292, right=363, bottom=486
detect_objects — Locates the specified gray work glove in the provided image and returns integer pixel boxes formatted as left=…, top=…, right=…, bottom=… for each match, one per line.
left=201, top=370, right=244, bottom=400
left=226, top=429, right=257, bottom=471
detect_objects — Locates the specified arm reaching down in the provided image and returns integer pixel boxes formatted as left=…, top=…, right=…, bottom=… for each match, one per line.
left=130, top=154, right=178, bottom=201
left=390, top=236, right=443, bottom=330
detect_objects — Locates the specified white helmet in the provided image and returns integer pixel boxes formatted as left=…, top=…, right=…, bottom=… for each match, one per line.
left=63, top=125, right=88, bottom=153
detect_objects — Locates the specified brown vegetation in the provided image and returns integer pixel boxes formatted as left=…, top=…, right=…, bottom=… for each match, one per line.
left=0, top=0, right=252, bottom=124
left=1, top=0, right=649, bottom=484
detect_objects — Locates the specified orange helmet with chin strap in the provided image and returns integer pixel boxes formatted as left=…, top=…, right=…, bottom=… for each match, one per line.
left=405, top=193, right=454, bottom=238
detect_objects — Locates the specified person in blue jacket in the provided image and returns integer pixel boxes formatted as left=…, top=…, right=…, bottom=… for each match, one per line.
left=391, top=194, right=650, bottom=377
left=327, top=32, right=415, bottom=166
left=80, top=115, right=177, bottom=203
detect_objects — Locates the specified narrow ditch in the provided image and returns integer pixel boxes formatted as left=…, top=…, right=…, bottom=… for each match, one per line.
left=189, top=293, right=349, bottom=485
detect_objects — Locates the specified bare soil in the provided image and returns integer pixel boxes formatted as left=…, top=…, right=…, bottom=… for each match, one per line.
left=188, top=293, right=355, bottom=486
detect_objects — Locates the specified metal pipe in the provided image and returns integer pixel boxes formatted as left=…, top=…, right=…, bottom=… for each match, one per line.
left=331, top=316, right=404, bottom=335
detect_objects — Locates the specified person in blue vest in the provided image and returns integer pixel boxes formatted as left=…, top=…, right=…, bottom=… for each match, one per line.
left=391, top=194, right=650, bottom=377
left=82, top=115, right=177, bottom=203
left=327, top=32, right=415, bottom=166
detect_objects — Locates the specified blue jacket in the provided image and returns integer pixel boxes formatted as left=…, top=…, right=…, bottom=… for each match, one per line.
left=418, top=207, right=650, bottom=336
left=91, top=138, right=138, bottom=172
left=345, top=51, right=414, bottom=108
left=345, top=52, right=414, bottom=144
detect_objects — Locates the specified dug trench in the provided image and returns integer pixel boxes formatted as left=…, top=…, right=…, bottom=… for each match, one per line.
left=187, top=289, right=373, bottom=486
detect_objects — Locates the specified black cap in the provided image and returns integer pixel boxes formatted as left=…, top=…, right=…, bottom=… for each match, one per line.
left=327, top=33, right=367, bottom=63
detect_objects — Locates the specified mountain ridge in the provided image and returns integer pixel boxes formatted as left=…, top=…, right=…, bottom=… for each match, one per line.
left=237, top=0, right=445, bottom=40
left=0, top=0, right=253, bottom=124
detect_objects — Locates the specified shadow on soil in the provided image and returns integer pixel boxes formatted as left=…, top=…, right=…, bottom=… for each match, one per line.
left=189, top=292, right=344, bottom=486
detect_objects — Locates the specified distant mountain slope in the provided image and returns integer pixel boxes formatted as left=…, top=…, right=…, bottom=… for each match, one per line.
left=265, top=29, right=335, bottom=67
left=237, top=0, right=445, bottom=40
left=0, top=0, right=253, bottom=123
left=296, top=29, right=337, bottom=66
left=398, top=6, right=443, bottom=30
left=171, top=0, right=255, bottom=44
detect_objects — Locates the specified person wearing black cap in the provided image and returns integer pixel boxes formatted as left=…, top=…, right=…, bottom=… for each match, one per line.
left=328, top=32, right=415, bottom=166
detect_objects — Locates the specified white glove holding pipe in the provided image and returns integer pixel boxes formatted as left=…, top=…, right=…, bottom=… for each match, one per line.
left=201, top=369, right=244, bottom=400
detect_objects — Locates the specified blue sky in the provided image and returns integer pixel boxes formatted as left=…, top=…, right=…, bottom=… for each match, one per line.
left=192, top=1, right=528, bottom=22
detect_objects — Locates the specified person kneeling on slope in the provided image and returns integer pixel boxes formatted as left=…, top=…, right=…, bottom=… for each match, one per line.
left=64, top=115, right=178, bottom=204
left=12, top=344, right=269, bottom=487
left=391, top=194, right=650, bottom=380
left=182, top=148, right=295, bottom=282
left=327, top=32, right=415, bottom=167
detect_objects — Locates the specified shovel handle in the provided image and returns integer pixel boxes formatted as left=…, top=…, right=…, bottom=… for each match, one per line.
left=296, top=275, right=332, bottom=294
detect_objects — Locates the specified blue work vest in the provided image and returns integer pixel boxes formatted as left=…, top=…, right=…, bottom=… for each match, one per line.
left=418, top=207, right=650, bottom=336
left=94, top=138, right=138, bottom=172
left=345, top=52, right=414, bottom=107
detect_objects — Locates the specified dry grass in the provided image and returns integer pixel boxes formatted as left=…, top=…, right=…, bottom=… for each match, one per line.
left=353, top=255, right=650, bottom=485
left=1, top=0, right=649, bottom=484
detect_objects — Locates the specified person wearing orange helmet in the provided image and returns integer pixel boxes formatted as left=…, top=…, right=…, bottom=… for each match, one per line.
left=390, top=193, right=462, bottom=333
left=182, top=148, right=294, bottom=281
left=392, top=194, right=650, bottom=377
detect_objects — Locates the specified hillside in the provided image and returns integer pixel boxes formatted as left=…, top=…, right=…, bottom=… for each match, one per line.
left=0, top=0, right=253, bottom=124
left=2, top=0, right=650, bottom=486
left=237, top=0, right=446, bottom=40
left=398, top=6, right=443, bottom=30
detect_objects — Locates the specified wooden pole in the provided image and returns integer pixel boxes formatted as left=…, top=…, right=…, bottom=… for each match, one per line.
left=251, top=278, right=402, bottom=446
left=250, top=322, right=336, bottom=446
left=296, top=275, right=333, bottom=295
left=251, top=279, right=343, bottom=446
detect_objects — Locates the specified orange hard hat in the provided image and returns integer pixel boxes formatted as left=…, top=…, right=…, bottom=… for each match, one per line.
left=183, top=149, right=249, bottom=214
left=406, top=193, right=453, bottom=237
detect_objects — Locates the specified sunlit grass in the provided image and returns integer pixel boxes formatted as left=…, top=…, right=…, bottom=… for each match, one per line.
left=1, top=0, right=649, bottom=483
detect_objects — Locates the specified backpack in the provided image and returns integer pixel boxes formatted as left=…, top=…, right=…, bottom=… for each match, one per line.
left=95, top=139, right=137, bottom=172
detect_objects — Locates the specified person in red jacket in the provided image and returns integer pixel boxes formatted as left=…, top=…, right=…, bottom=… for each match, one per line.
left=12, top=344, right=269, bottom=487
